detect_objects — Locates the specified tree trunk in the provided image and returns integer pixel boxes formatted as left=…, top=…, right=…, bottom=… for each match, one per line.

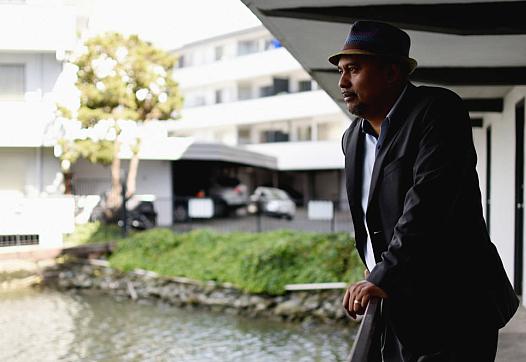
left=107, top=138, right=122, bottom=213
left=126, top=137, right=141, bottom=198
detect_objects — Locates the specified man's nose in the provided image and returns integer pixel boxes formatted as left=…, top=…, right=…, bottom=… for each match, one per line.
left=338, top=73, right=350, bottom=88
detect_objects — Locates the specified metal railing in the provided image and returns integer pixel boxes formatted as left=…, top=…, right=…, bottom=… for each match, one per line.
left=165, top=196, right=354, bottom=234
left=348, top=297, right=381, bottom=362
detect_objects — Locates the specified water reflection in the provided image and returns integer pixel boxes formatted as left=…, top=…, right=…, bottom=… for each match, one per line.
left=0, top=288, right=355, bottom=361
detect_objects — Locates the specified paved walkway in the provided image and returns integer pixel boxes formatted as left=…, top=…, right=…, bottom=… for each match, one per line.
left=496, top=304, right=526, bottom=361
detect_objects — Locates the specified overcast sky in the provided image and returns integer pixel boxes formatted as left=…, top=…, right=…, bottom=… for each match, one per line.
left=86, top=0, right=261, bottom=49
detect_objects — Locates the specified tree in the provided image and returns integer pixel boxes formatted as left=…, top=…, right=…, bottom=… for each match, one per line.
left=58, top=32, right=183, bottom=217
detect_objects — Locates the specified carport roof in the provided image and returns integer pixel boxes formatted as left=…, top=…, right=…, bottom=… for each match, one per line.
left=240, top=0, right=526, bottom=114
left=121, top=138, right=278, bottom=169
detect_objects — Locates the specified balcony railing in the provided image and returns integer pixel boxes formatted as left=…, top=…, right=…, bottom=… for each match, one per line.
left=347, top=297, right=381, bottom=362
left=171, top=90, right=341, bottom=131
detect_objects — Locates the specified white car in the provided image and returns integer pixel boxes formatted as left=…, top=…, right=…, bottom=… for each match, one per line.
left=249, top=187, right=296, bottom=220
left=209, top=177, right=249, bottom=216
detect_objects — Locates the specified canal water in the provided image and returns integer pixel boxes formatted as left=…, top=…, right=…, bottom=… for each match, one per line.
left=0, top=288, right=356, bottom=362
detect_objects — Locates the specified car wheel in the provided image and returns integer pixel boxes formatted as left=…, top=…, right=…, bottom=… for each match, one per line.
left=214, top=201, right=227, bottom=217
left=173, top=205, right=188, bottom=222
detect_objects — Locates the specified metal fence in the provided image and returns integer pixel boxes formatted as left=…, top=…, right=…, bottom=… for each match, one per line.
left=156, top=196, right=354, bottom=234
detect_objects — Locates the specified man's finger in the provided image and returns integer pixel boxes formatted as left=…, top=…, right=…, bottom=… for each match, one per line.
left=342, top=288, right=350, bottom=309
left=361, top=293, right=370, bottom=308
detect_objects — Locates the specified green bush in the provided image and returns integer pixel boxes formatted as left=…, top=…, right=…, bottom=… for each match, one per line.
left=64, top=221, right=126, bottom=246
left=109, top=228, right=362, bottom=295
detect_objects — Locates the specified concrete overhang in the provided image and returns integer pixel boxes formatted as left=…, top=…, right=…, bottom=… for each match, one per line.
left=240, top=0, right=526, bottom=113
left=122, top=138, right=278, bottom=169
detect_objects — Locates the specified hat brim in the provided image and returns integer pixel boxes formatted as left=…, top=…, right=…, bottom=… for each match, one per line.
left=328, top=49, right=417, bottom=74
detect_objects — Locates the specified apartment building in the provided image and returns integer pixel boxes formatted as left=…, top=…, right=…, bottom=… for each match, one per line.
left=170, top=26, right=350, bottom=207
left=0, top=0, right=78, bottom=251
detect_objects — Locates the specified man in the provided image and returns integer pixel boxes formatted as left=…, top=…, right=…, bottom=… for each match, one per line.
left=331, top=21, right=519, bottom=361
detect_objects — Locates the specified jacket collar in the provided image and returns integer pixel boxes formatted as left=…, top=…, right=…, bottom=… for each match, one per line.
left=366, top=82, right=416, bottom=208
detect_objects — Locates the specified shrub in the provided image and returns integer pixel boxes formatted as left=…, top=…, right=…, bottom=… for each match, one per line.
left=109, top=228, right=362, bottom=295
left=64, top=222, right=125, bottom=246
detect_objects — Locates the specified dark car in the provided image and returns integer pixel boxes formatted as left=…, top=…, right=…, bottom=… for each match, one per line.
left=90, top=193, right=157, bottom=230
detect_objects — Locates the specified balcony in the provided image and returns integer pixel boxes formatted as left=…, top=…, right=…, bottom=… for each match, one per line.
left=0, top=100, right=55, bottom=147
left=170, top=90, right=341, bottom=131
left=0, top=4, right=76, bottom=52
left=174, top=47, right=301, bottom=89
left=245, top=141, right=343, bottom=171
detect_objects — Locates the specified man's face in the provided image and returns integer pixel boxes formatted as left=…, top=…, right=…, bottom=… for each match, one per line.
left=337, top=55, right=391, bottom=119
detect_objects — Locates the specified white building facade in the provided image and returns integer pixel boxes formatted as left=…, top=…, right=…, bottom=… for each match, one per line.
left=0, top=0, right=79, bottom=252
left=170, top=26, right=350, bottom=206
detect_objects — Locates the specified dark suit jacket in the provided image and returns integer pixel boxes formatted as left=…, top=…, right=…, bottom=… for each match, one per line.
left=342, top=83, right=519, bottom=353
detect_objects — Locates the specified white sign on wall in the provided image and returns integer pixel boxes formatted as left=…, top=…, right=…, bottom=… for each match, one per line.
left=308, top=200, right=334, bottom=220
left=188, top=198, right=214, bottom=218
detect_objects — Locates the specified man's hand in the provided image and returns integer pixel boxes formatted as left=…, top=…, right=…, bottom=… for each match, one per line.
left=342, top=280, right=388, bottom=319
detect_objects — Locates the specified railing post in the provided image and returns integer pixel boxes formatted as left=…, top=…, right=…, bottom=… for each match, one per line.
left=121, top=175, right=128, bottom=237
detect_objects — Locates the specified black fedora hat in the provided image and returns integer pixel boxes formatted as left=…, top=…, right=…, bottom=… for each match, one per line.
left=328, top=20, right=417, bottom=74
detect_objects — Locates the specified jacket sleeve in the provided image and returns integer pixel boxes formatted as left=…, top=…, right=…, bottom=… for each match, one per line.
left=366, top=90, right=475, bottom=295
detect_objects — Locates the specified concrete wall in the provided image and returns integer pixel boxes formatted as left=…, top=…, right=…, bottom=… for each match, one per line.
left=471, top=126, right=487, bottom=218
left=482, top=86, right=526, bottom=306
left=72, top=159, right=173, bottom=226
left=0, top=147, right=60, bottom=196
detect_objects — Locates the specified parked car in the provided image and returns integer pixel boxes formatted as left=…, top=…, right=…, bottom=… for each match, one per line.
left=248, top=187, right=296, bottom=220
left=173, top=177, right=249, bottom=221
left=209, top=176, right=249, bottom=216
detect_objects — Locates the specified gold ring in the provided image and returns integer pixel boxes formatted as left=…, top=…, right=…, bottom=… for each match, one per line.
left=353, top=300, right=361, bottom=304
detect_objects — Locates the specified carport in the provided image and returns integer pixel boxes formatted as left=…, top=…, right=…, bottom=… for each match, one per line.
left=240, top=0, right=526, bottom=310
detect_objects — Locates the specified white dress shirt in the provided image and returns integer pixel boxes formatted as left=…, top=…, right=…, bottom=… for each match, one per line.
left=361, top=85, right=407, bottom=272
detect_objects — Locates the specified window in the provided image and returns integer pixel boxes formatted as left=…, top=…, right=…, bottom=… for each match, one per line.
left=177, top=55, right=185, bottom=68
left=0, top=64, right=25, bottom=99
left=238, top=85, right=252, bottom=100
left=259, top=85, right=273, bottom=98
left=273, top=77, right=289, bottom=95
left=214, top=46, right=224, bottom=61
left=237, top=40, right=259, bottom=56
left=261, top=130, right=289, bottom=143
left=317, top=122, right=338, bottom=141
left=237, top=128, right=251, bottom=144
left=296, top=125, right=312, bottom=141
left=187, top=95, right=206, bottom=107
left=298, top=80, right=312, bottom=92
left=215, top=89, right=223, bottom=104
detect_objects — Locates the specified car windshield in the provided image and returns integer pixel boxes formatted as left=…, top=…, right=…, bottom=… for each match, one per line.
left=262, top=188, right=289, bottom=200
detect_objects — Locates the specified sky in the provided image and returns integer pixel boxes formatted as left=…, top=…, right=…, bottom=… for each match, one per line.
left=86, top=0, right=261, bottom=49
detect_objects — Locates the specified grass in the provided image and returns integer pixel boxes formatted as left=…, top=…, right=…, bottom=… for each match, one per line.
left=106, top=227, right=362, bottom=295
left=63, top=221, right=131, bottom=247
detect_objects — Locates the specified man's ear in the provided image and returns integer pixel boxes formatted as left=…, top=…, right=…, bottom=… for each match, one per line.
left=385, top=63, right=402, bottom=85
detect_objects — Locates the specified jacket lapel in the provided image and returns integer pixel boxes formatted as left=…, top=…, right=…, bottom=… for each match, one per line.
left=344, top=119, right=367, bottom=263
left=345, top=120, right=363, bottom=209
left=367, top=83, right=416, bottom=208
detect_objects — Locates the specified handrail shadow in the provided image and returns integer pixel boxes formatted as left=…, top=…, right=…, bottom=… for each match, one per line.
left=347, top=297, right=381, bottom=362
